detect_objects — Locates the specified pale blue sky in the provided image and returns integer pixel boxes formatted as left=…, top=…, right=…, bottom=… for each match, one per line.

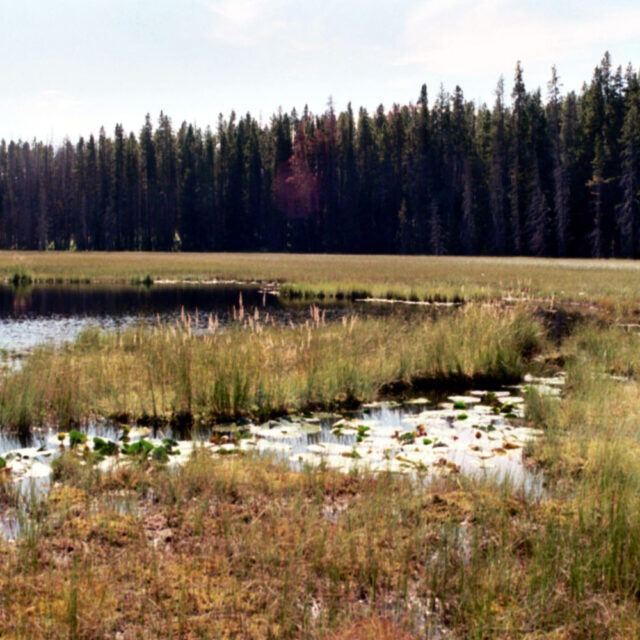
left=1, top=0, right=639, bottom=142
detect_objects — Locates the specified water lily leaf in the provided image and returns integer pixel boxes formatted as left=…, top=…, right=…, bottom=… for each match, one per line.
left=93, top=437, right=119, bottom=456
left=69, top=430, right=87, bottom=448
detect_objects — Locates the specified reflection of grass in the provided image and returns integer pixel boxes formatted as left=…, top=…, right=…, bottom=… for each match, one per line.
left=3, top=251, right=640, bottom=307
left=0, top=304, right=544, bottom=431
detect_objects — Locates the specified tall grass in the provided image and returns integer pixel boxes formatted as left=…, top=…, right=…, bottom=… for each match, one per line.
left=0, top=305, right=544, bottom=431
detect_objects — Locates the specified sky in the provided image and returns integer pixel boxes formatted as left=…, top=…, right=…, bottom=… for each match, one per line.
left=1, top=0, right=639, bottom=143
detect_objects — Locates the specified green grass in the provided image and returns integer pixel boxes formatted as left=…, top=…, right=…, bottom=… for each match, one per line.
left=0, top=304, right=544, bottom=431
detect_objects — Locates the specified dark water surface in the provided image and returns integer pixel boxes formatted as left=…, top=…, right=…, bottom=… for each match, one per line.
left=0, top=282, right=279, bottom=318
left=0, top=283, right=281, bottom=354
left=0, top=283, right=398, bottom=355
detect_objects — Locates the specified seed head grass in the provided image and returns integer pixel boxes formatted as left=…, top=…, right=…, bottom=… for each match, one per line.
left=0, top=304, right=544, bottom=431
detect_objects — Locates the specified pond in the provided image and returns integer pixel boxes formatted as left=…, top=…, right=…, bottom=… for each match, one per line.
left=0, top=282, right=358, bottom=356
left=0, top=377, right=565, bottom=499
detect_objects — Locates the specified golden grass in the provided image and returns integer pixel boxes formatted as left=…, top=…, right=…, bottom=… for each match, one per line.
left=4, top=251, right=640, bottom=308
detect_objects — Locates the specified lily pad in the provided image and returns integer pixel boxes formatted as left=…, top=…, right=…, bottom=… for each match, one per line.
left=68, top=430, right=87, bottom=448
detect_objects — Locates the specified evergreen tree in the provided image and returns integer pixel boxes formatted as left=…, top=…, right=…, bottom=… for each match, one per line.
left=617, top=83, right=640, bottom=256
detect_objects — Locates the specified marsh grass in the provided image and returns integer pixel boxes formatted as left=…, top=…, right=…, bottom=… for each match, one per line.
left=4, top=251, right=640, bottom=308
left=6, top=316, right=640, bottom=637
left=5, top=438, right=640, bottom=638
left=0, top=304, right=544, bottom=431
left=6, top=258, right=640, bottom=636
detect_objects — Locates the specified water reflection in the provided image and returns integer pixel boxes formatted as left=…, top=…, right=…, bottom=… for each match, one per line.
left=0, top=283, right=280, bottom=354
left=0, top=283, right=432, bottom=356
left=0, top=283, right=277, bottom=318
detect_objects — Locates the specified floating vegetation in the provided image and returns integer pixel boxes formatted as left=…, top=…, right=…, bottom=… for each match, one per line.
left=68, top=430, right=87, bottom=449
left=0, top=381, right=554, bottom=488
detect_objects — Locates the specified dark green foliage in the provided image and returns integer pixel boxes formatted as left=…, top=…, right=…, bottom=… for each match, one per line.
left=92, top=437, right=119, bottom=456
left=151, top=446, right=170, bottom=463
left=68, top=430, right=87, bottom=449
left=122, top=439, right=155, bottom=458
left=0, top=53, right=637, bottom=256
left=8, top=267, right=33, bottom=286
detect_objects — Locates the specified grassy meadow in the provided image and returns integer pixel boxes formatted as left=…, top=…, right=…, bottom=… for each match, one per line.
left=5, top=251, right=640, bottom=308
left=4, top=254, right=640, bottom=637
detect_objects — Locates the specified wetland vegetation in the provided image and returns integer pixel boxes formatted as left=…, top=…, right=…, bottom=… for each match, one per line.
left=2, top=254, right=640, bottom=638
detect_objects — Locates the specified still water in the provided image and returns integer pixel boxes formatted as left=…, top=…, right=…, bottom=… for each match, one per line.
left=0, top=283, right=299, bottom=354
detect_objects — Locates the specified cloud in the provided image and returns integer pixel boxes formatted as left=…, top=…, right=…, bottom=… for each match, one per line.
left=204, top=0, right=291, bottom=47
left=397, top=0, right=640, bottom=90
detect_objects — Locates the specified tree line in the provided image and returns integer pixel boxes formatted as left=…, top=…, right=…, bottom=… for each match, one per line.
left=1, top=53, right=639, bottom=257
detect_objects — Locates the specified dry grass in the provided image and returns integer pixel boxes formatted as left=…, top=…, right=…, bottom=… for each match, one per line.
left=4, top=251, right=640, bottom=308
left=4, top=442, right=640, bottom=639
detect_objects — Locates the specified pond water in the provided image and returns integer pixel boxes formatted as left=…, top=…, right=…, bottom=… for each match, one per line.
left=0, top=283, right=357, bottom=356
left=1, top=380, right=563, bottom=492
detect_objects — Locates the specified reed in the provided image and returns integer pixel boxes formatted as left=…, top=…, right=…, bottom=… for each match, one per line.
left=0, top=304, right=545, bottom=431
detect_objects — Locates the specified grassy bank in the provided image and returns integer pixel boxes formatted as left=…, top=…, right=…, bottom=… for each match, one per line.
left=5, top=387, right=640, bottom=639
left=6, top=287, right=640, bottom=636
left=0, top=304, right=543, bottom=433
left=4, top=251, right=640, bottom=308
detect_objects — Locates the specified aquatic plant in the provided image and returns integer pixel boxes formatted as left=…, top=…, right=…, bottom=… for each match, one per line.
left=92, top=437, right=119, bottom=457
left=68, top=430, right=87, bottom=449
